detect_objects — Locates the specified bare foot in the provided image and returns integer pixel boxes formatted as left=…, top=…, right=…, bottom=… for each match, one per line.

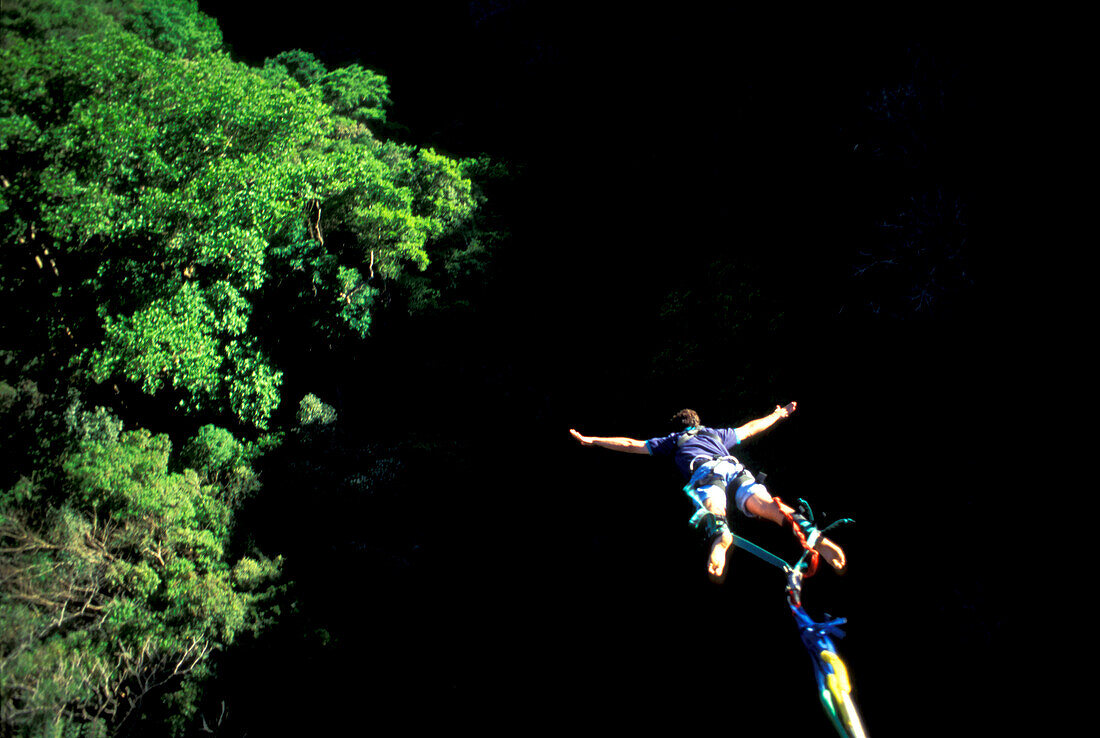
left=708, top=532, right=734, bottom=583
left=815, top=536, right=847, bottom=572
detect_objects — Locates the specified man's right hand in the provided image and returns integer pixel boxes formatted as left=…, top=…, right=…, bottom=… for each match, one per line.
left=569, top=429, right=593, bottom=446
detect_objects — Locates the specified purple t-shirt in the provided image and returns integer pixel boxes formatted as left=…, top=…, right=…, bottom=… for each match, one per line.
left=645, top=427, right=741, bottom=479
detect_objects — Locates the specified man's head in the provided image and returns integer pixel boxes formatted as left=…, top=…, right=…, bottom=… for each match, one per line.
left=671, top=408, right=700, bottom=430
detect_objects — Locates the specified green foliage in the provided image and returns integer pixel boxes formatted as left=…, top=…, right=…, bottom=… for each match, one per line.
left=398, top=155, right=511, bottom=312
left=263, top=49, right=328, bottom=88
left=1, top=0, right=492, bottom=429
left=120, top=0, right=223, bottom=58
left=1, top=1, right=219, bottom=57
left=0, top=1, right=502, bottom=733
left=182, top=424, right=247, bottom=476
left=181, top=424, right=259, bottom=506
left=64, top=404, right=124, bottom=448
left=0, top=365, right=67, bottom=505
left=1, top=418, right=281, bottom=734
left=296, top=393, right=337, bottom=427
left=266, top=49, right=391, bottom=124
left=320, top=63, right=391, bottom=123
left=0, top=0, right=114, bottom=44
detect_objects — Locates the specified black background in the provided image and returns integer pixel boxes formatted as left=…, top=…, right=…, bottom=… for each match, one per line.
left=190, top=3, right=1012, bottom=735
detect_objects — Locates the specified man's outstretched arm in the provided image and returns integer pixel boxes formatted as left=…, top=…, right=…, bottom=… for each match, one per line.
left=733, top=401, right=797, bottom=441
left=569, top=429, right=650, bottom=454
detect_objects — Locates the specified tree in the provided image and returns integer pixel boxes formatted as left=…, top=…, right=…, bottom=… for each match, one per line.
left=1, top=387, right=280, bottom=735
left=0, top=2, right=501, bottom=734
left=1, top=1, right=490, bottom=430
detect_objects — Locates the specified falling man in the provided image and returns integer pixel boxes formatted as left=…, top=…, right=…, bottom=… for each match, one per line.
left=569, top=402, right=846, bottom=583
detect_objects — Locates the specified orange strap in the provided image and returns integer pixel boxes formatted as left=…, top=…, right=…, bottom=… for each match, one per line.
left=773, top=497, right=819, bottom=577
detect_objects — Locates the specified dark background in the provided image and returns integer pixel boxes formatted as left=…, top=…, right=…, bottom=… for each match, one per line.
left=192, top=3, right=1010, bottom=735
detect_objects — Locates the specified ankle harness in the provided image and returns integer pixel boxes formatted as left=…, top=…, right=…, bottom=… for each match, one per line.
left=688, top=508, right=731, bottom=540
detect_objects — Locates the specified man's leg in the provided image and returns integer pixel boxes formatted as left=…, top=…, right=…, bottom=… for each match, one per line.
left=703, top=497, right=735, bottom=583
left=743, top=491, right=847, bottom=571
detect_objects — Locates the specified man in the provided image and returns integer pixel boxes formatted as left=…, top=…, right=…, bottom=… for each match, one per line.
left=569, top=402, right=846, bottom=583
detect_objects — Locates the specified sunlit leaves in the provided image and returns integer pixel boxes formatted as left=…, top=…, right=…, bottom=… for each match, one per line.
left=0, top=1, right=494, bottom=733
left=296, top=392, right=336, bottom=427
left=1, top=418, right=280, bottom=733
left=121, top=0, right=223, bottom=59
left=224, top=341, right=282, bottom=430
left=91, top=282, right=222, bottom=399
left=1, top=4, right=485, bottom=428
left=319, top=63, right=391, bottom=123
left=264, top=49, right=390, bottom=124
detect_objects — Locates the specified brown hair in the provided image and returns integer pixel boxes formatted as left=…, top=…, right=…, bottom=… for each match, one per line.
left=671, top=409, right=701, bottom=429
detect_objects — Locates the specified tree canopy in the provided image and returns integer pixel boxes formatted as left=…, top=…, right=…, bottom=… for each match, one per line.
left=1, top=0, right=491, bottom=430
left=1, top=1, right=499, bottom=734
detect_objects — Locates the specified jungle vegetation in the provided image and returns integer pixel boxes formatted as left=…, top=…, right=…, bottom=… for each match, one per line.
left=1, top=1, right=500, bottom=733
